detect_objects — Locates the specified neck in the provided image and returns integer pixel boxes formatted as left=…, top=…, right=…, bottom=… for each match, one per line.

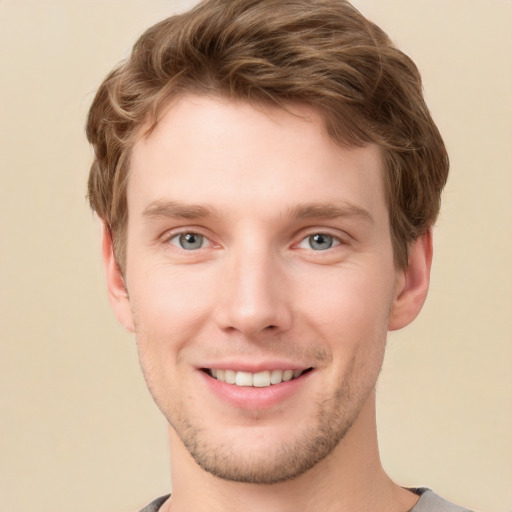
left=164, top=392, right=417, bottom=512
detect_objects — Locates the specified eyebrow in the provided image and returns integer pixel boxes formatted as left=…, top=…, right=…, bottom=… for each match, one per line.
left=142, top=200, right=220, bottom=220
left=287, top=202, right=374, bottom=224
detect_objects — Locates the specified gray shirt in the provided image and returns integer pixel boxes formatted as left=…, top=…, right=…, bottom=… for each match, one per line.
left=138, top=488, right=473, bottom=511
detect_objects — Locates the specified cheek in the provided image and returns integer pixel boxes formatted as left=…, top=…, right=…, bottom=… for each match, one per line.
left=300, top=265, right=395, bottom=334
left=130, top=261, right=212, bottom=325
left=297, top=265, right=394, bottom=384
left=127, top=265, right=216, bottom=369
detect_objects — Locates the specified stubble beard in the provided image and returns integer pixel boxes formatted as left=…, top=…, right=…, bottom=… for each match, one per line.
left=135, top=319, right=387, bottom=485
left=167, top=378, right=373, bottom=485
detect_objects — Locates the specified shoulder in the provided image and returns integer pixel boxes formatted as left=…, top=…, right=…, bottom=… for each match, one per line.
left=410, top=488, right=474, bottom=512
left=138, top=495, right=170, bottom=512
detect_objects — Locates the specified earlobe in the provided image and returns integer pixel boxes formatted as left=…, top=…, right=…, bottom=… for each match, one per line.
left=388, top=230, right=433, bottom=331
left=101, top=223, right=135, bottom=332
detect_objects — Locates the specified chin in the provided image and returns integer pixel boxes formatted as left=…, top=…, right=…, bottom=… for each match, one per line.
left=170, top=395, right=359, bottom=485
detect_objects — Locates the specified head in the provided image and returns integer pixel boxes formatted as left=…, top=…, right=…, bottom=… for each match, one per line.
left=86, top=0, right=448, bottom=487
left=86, top=0, right=449, bottom=273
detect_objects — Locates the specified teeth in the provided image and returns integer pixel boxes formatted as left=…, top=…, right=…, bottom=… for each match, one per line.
left=209, top=368, right=306, bottom=387
left=224, top=369, right=236, bottom=384
left=253, top=371, right=271, bottom=388
left=235, top=371, right=253, bottom=387
left=283, top=370, right=294, bottom=381
left=270, top=369, right=283, bottom=384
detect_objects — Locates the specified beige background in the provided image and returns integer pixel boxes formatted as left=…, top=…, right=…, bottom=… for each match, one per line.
left=1, top=1, right=511, bottom=511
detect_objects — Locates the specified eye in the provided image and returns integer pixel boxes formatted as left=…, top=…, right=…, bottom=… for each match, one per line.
left=298, top=233, right=340, bottom=251
left=169, top=232, right=208, bottom=250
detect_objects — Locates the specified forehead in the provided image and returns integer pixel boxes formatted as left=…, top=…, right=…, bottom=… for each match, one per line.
left=127, top=95, right=386, bottom=221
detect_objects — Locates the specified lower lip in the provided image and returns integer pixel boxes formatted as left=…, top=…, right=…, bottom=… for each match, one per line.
left=199, top=370, right=312, bottom=410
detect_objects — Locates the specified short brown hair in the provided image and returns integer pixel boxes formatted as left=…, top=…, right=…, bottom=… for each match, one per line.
left=86, top=0, right=449, bottom=270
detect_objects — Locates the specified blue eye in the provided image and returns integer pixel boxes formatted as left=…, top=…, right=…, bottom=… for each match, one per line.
left=298, top=233, right=339, bottom=251
left=309, top=234, right=334, bottom=250
left=170, top=232, right=206, bottom=250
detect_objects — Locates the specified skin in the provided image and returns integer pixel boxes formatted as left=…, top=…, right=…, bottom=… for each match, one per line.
left=103, top=95, right=432, bottom=512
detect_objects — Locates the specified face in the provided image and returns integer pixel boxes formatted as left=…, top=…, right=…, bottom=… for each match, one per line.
left=105, top=95, right=428, bottom=484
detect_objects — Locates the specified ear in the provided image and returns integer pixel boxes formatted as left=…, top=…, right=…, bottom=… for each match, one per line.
left=388, top=230, right=433, bottom=331
left=101, top=223, right=135, bottom=332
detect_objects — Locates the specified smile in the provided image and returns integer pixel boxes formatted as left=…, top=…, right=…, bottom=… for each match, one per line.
left=205, top=368, right=312, bottom=387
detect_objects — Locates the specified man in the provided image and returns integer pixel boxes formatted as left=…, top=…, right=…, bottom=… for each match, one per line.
left=86, top=1, right=471, bottom=511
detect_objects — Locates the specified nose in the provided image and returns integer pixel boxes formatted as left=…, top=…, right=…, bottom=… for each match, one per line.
left=214, top=246, right=293, bottom=336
